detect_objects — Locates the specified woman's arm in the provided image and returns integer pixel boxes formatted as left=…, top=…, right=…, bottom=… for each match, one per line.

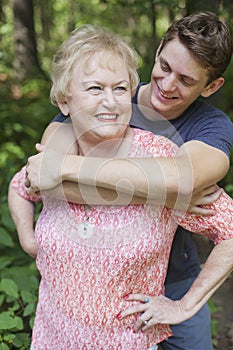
left=117, top=237, right=233, bottom=331
left=8, top=182, right=38, bottom=258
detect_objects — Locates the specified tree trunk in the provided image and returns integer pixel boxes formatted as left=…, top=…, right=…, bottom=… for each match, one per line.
left=185, top=0, right=221, bottom=14
left=0, top=0, right=4, bottom=22
left=37, top=0, right=53, bottom=40
left=12, top=0, right=45, bottom=81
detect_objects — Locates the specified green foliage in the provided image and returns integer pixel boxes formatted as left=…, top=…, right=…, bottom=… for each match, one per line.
left=0, top=184, right=40, bottom=348
left=0, top=1, right=233, bottom=348
left=0, top=200, right=40, bottom=349
left=208, top=299, right=222, bottom=348
left=0, top=77, right=55, bottom=349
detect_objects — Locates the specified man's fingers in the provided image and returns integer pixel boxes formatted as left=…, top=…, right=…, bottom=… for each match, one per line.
left=189, top=207, right=216, bottom=216
left=24, top=178, right=31, bottom=188
left=35, top=143, right=45, bottom=152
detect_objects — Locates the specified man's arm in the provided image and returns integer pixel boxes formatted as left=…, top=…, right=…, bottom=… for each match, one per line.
left=27, top=120, right=229, bottom=210
left=42, top=180, right=146, bottom=205
left=61, top=140, right=228, bottom=207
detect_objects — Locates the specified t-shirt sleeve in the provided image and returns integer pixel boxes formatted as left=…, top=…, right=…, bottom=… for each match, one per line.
left=184, top=104, right=233, bottom=158
left=11, top=166, right=42, bottom=203
left=175, top=189, right=233, bottom=244
left=51, top=112, right=67, bottom=123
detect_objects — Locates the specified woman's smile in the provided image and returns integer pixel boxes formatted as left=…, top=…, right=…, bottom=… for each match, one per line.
left=95, top=113, right=119, bottom=121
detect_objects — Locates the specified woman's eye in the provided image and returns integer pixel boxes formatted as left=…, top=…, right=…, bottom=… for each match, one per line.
left=114, top=86, right=127, bottom=94
left=87, top=86, right=102, bottom=94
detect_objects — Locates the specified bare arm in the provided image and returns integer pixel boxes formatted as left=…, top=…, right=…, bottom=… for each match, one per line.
left=7, top=122, right=77, bottom=258
left=60, top=140, right=228, bottom=208
left=27, top=121, right=228, bottom=210
left=179, top=237, right=233, bottom=317
left=119, top=237, right=233, bottom=330
left=8, top=182, right=38, bottom=258
left=42, top=180, right=146, bottom=205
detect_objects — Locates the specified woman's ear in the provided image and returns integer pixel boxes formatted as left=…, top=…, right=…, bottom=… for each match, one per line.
left=201, top=77, right=225, bottom=98
left=57, top=100, right=69, bottom=116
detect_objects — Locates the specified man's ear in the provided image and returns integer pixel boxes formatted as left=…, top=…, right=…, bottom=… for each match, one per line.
left=57, top=100, right=69, bottom=116
left=201, top=77, right=225, bottom=98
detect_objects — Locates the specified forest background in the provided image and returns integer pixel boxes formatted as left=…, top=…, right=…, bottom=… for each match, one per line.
left=0, top=0, right=233, bottom=349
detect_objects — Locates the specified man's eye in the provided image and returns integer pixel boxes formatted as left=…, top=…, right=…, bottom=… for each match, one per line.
left=180, top=78, right=194, bottom=87
left=161, top=63, right=170, bottom=72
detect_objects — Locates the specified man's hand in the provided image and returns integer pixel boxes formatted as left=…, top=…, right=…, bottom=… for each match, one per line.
left=187, top=185, right=222, bottom=215
left=26, top=143, right=65, bottom=194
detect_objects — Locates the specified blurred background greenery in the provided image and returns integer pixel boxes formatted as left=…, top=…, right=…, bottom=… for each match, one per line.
left=0, top=0, right=233, bottom=349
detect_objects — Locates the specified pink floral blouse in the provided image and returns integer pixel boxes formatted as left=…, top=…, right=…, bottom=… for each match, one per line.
left=12, top=129, right=233, bottom=350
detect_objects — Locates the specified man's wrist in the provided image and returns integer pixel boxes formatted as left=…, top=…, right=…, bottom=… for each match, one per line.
left=61, top=155, right=81, bottom=182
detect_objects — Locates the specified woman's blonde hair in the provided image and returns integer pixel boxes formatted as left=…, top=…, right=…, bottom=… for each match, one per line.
left=50, top=24, right=140, bottom=106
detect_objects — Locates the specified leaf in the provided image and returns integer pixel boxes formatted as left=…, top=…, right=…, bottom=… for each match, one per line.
left=0, top=343, right=10, bottom=350
left=0, top=278, right=18, bottom=298
left=0, top=204, right=16, bottom=231
left=13, top=332, right=30, bottom=347
left=0, top=294, right=5, bottom=306
left=23, top=303, right=36, bottom=317
left=1, top=266, right=39, bottom=292
left=21, top=290, right=37, bottom=304
left=14, top=316, right=24, bottom=330
left=3, top=333, right=15, bottom=343
left=0, top=312, right=18, bottom=329
left=0, top=227, right=14, bottom=248
left=29, top=314, right=35, bottom=329
left=0, top=256, right=15, bottom=269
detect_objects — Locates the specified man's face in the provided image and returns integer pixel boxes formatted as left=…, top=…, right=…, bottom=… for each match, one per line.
left=150, top=38, right=210, bottom=119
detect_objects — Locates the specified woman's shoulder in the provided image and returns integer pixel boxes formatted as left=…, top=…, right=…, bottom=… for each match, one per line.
left=132, top=128, right=178, bottom=158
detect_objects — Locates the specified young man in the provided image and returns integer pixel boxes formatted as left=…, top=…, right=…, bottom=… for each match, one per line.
left=9, top=11, right=233, bottom=350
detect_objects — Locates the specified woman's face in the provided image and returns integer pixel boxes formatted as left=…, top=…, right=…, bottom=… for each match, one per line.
left=59, top=54, right=132, bottom=147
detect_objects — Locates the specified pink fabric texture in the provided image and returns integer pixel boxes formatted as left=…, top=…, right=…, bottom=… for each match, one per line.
left=12, top=129, right=233, bottom=349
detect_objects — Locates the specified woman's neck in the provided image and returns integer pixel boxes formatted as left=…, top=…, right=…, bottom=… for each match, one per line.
left=77, top=127, right=134, bottom=158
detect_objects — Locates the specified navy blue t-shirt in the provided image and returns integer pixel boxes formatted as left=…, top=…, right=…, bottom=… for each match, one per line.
left=52, top=82, right=233, bottom=284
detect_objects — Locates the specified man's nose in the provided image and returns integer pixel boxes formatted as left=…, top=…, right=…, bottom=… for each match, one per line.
left=162, top=74, right=177, bottom=92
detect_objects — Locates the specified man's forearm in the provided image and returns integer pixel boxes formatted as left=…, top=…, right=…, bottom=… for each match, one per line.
left=43, top=181, right=147, bottom=205
left=29, top=121, right=229, bottom=208
left=62, top=154, right=181, bottom=207
left=180, top=237, right=233, bottom=318
left=61, top=141, right=229, bottom=208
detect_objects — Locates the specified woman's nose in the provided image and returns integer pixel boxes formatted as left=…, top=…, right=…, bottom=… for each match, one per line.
left=102, top=89, right=116, bottom=107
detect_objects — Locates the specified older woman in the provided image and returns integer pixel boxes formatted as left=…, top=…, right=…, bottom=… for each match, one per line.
left=10, top=25, right=233, bottom=350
